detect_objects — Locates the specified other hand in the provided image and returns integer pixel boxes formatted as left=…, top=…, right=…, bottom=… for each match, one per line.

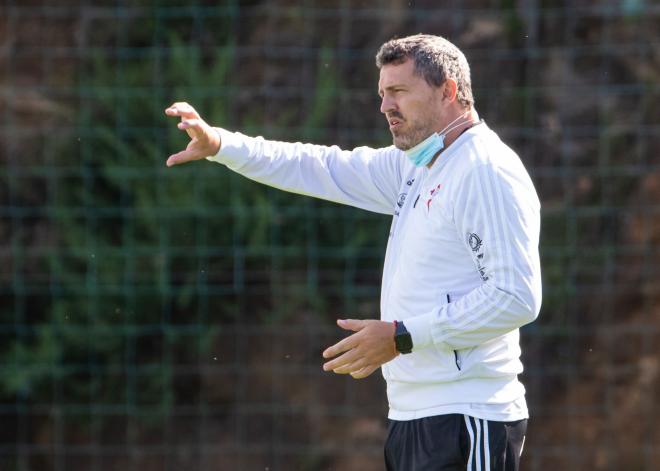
left=165, top=102, right=221, bottom=166
left=322, top=319, right=398, bottom=379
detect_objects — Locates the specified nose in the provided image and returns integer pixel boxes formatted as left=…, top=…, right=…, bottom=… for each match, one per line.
left=380, top=94, right=395, bottom=115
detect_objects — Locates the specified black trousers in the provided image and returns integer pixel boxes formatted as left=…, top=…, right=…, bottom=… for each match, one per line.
left=384, top=414, right=527, bottom=471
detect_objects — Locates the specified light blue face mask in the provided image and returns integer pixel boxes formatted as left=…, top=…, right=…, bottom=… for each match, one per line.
left=404, top=114, right=472, bottom=167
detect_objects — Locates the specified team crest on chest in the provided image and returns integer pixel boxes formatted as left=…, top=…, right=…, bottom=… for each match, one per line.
left=426, top=183, right=443, bottom=210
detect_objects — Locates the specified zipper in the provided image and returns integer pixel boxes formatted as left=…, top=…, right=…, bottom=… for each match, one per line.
left=447, top=294, right=462, bottom=371
left=413, top=167, right=428, bottom=209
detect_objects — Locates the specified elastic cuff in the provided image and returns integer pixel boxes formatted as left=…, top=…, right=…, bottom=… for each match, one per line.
left=205, top=127, right=252, bottom=165
left=403, top=312, right=435, bottom=351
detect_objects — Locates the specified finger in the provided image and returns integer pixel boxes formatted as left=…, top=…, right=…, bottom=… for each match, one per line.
left=166, top=149, right=199, bottom=167
left=177, top=118, right=201, bottom=130
left=337, top=319, right=364, bottom=332
left=177, top=118, right=205, bottom=139
left=350, top=365, right=378, bottom=379
left=166, top=102, right=194, bottom=115
left=322, top=334, right=358, bottom=359
left=165, top=102, right=200, bottom=119
left=332, top=357, right=367, bottom=375
left=323, top=349, right=360, bottom=371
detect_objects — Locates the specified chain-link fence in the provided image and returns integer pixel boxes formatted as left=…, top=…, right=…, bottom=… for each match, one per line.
left=1, top=1, right=658, bottom=470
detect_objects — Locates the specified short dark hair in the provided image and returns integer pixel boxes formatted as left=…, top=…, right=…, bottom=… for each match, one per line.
left=375, top=34, right=474, bottom=108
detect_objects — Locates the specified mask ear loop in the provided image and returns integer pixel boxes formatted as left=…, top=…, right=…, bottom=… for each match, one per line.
left=436, top=111, right=471, bottom=137
left=439, top=118, right=472, bottom=137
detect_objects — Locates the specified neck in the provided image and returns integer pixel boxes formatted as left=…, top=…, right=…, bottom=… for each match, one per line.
left=426, top=108, right=479, bottom=168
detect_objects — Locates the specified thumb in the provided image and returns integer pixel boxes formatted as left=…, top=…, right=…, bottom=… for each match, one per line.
left=337, top=319, right=364, bottom=332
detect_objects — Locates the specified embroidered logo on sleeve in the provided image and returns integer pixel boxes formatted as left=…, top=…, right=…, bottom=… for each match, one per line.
left=468, top=233, right=483, bottom=252
left=467, top=232, right=489, bottom=281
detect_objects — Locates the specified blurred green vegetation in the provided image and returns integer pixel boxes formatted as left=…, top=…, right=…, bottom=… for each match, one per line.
left=1, top=3, right=657, bottom=469
left=0, top=30, right=388, bottom=423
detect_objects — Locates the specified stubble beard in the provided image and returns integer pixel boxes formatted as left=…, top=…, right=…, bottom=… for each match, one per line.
left=390, top=99, right=441, bottom=151
left=392, top=120, right=436, bottom=151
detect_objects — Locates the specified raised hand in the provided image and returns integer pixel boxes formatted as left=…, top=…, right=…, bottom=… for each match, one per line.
left=165, top=102, right=221, bottom=167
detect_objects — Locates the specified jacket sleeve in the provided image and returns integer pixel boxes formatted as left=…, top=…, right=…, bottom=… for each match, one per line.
left=206, top=128, right=404, bottom=215
left=404, top=162, right=542, bottom=350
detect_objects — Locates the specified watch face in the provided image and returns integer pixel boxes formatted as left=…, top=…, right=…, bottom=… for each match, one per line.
left=396, top=333, right=413, bottom=353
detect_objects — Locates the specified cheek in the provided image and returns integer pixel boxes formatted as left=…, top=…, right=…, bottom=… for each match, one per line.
left=400, top=98, right=427, bottom=121
left=418, top=97, right=442, bottom=121
left=400, top=95, right=435, bottom=115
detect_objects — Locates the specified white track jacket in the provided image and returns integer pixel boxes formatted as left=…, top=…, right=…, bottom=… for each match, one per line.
left=207, top=122, right=542, bottom=421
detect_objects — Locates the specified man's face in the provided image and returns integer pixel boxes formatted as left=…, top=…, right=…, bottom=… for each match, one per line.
left=378, top=59, right=444, bottom=150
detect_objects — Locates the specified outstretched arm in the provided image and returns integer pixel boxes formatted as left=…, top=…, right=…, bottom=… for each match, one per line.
left=165, top=102, right=404, bottom=215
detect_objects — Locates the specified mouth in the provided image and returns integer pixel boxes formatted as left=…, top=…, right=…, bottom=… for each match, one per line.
left=388, top=117, right=403, bottom=130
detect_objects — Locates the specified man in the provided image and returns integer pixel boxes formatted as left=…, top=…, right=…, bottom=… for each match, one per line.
left=165, top=34, right=541, bottom=471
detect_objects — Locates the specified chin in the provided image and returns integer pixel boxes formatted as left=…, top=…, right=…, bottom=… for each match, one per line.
left=390, top=133, right=403, bottom=149
left=393, top=138, right=413, bottom=151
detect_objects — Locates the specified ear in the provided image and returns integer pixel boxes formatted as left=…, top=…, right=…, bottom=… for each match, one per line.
left=442, top=79, right=458, bottom=103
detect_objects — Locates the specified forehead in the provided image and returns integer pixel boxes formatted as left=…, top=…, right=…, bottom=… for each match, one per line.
left=378, top=59, right=426, bottom=91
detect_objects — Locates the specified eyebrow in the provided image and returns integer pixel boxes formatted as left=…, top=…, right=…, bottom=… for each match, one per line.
left=378, top=83, right=407, bottom=96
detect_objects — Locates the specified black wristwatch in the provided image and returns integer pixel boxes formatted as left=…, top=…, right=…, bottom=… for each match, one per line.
left=393, top=320, right=413, bottom=354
